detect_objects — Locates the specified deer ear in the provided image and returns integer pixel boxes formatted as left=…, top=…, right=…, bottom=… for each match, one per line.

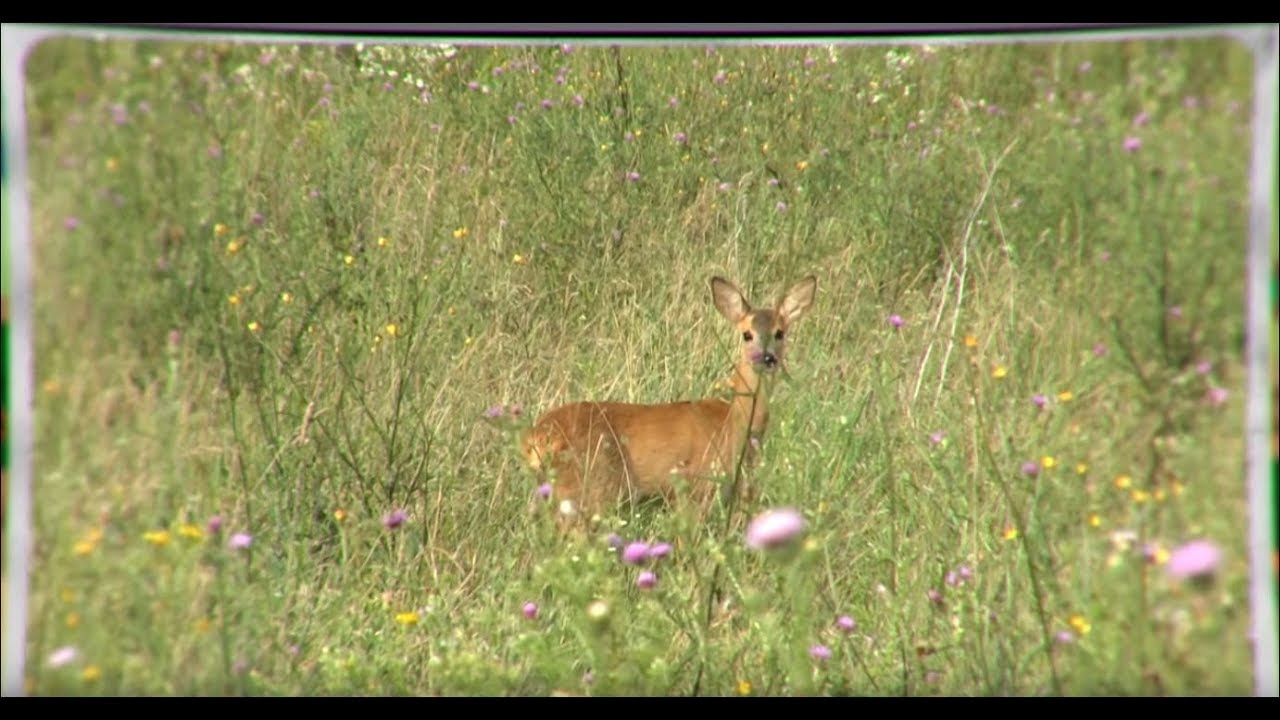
left=778, top=276, right=816, bottom=325
left=711, top=277, right=751, bottom=323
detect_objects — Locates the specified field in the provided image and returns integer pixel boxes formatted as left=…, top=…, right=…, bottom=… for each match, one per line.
left=8, top=30, right=1270, bottom=695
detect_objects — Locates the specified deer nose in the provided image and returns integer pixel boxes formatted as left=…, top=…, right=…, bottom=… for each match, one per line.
left=761, top=352, right=778, bottom=367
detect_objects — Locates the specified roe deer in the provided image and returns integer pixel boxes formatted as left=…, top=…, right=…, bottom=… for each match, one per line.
left=521, top=275, right=817, bottom=527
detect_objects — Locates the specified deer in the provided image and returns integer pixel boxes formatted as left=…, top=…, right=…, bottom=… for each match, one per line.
left=520, top=275, right=817, bottom=529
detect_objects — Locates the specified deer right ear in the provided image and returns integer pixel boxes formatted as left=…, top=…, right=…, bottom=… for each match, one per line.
left=778, top=276, right=816, bottom=325
left=711, top=277, right=750, bottom=323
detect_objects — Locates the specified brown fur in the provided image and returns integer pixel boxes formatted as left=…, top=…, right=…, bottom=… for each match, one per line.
left=522, top=276, right=817, bottom=527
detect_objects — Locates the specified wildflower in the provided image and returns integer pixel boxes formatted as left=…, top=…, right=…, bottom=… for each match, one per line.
left=194, top=618, right=212, bottom=634
left=836, top=615, right=857, bottom=634
left=1133, top=111, right=1150, bottom=127
left=1131, top=489, right=1151, bottom=504
left=214, top=223, right=229, bottom=237
left=484, top=405, right=504, bottom=419
left=1055, top=629, right=1076, bottom=644
left=929, top=431, right=946, bottom=447
left=713, top=70, right=727, bottom=84
left=178, top=523, right=203, bottom=541
left=453, top=227, right=468, bottom=239
left=1143, top=543, right=1170, bottom=566
left=1204, top=387, right=1228, bottom=406
left=382, top=509, right=407, bottom=530
left=247, top=321, right=261, bottom=334
left=1167, top=305, right=1183, bottom=319
left=736, top=679, right=753, bottom=696
left=541, top=99, right=554, bottom=110
left=228, top=293, right=240, bottom=306
left=280, top=292, right=293, bottom=304
left=1123, top=136, right=1142, bottom=152
left=1087, top=513, right=1102, bottom=528
left=395, top=611, right=419, bottom=626
left=744, top=507, right=806, bottom=550
left=888, top=314, right=904, bottom=329
left=523, top=602, right=539, bottom=620
left=1068, top=614, right=1091, bottom=636
left=251, top=211, right=265, bottom=226
left=647, top=543, right=673, bottom=560
left=622, top=542, right=651, bottom=565
left=992, top=365, right=1008, bottom=379
left=1167, top=539, right=1222, bottom=581
left=1002, top=526, right=1018, bottom=541
left=963, top=335, right=978, bottom=348
left=1056, top=391, right=1073, bottom=402
left=343, top=255, right=355, bottom=266
left=927, top=589, right=944, bottom=605
left=945, top=570, right=960, bottom=587
left=626, top=171, right=641, bottom=182
left=636, top=571, right=657, bottom=590
left=144, top=530, right=172, bottom=546
left=586, top=599, right=610, bottom=622
left=385, top=323, right=400, bottom=338
left=1092, top=342, right=1108, bottom=357
left=47, top=646, right=79, bottom=668
left=1076, top=463, right=1089, bottom=476
left=64, top=216, right=81, bottom=231
left=775, top=201, right=788, bottom=213
left=1114, top=474, right=1132, bottom=490
left=65, top=612, right=80, bottom=629
left=81, top=665, right=102, bottom=683
left=796, top=160, right=809, bottom=172
left=536, top=483, right=552, bottom=500
left=207, top=515, right=224, bottom=535
left=105, top=157, right=120, bottom=172
left=229, top=532, right=253, bottom=550
left=1021, top=461, right=1040, bottom=477
left=334, top=508, right=347, bottom=522
left=1032, top=394, right=1048, bottom=409
left=809, top=644, right=831, bottom=662
left=673, top=131, right=688, bottom=144
left=1195, top=360, right=1213, bottom=375
left=605, top=533, right=625, bottom=550
left=513, top=254, right=528, bottom=265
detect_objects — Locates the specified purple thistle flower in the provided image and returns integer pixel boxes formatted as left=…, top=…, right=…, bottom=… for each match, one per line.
left=945, top=570, right=960, bottom=587
left=809, top=644, right=831, bottom=662
left=541, top=99, right=554, bottom=110
left=668, top=96, right=679, bottom=108
left=775, top=202, right=788, bottom=213
left=228, top=532, right=252, bottom=550
left=647, top=543, right=673, bottom=560
left=1183, top=95, right=1200, bottom=109
left=1195, top=360, right=1213, bottom=375
left=523, top=601, right=539, bottom=620
left=626, top=171, right=641, bottom=183
left=929, top=431, right=945, bottom=447
left=536, top=483, right=552, bottom=500
left=927, top=588, right=944, bottom=605
left=958, top=565, right=973, bottom=581
left=111, top=103, right=128, bottom=126
left=207, top=515, right=223, bottom=535
left=383, top=82, right=394, bottom=91
left=1167, top=539, right=1222, bottom=581
left=1055, top=629, right=1076, bottom=644
left=382, top=509, right=407, bottom=530
left=713, top=70, right=727, bottom=84
left=888, top=314, right=904, bottom=329
left=768, top=177, right=780, bottom=187
left=1078, top=61, right=1093, bottom=74
left=836, top=615, right=857, bottom=634
left=745, top=507, right=805, bottom=550
left=1123, top=136, right=1142, bottom=153
left=250, top=211, right=265, bottom=226
left=1093, top=342, right=1108, bottom=357
left=622, top=542, right=651, bottom=565
left=636, top=571, right=657, bottom=590
left=1032, top=394, right=1048, bottom=409
left=467, top=81, right=480, bottom=91
left=1204, top=387, right=1228, bottom=406
left=1022, top=461, right=1041, bottom=478
left=673, top=131, right=688, bottom=145
left=1167, top=305, right=1183, bottom=319
left=606, top=533, right=625, bottom=550
left=573, top=95, right=584, bottom=107
left=64, top=216, right=81, bottom=231
left=483, top=405, right=504, bottom=419
left=1133, top=111, right=1150, bottom=127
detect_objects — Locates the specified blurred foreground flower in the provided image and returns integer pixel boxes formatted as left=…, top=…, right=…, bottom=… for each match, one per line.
left=1167, top=539, right=1222, bottom=582
left=745, top=507, right=806, bottom=550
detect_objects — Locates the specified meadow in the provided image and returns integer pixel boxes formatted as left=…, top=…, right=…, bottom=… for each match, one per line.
left=11, top=31, right=1264, bottom=695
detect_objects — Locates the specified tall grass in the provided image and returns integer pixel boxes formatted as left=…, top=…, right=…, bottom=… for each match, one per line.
left=16, top=33, right=1257, bottom=695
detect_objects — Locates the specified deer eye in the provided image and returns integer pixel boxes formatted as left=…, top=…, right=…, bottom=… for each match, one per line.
left=742, top=331, right=754, bottom=342
left=774, top=329, right=785, bottom=340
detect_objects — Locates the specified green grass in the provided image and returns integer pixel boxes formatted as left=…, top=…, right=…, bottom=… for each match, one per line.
left=14, top=32, right=1262, bottom=695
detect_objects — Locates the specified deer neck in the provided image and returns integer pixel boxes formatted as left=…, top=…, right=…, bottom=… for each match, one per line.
left=726, top=359, right=770, bottom=447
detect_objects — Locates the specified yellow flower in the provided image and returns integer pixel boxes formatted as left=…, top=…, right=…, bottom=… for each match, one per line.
left=464, top=336, right=474, bottom=346
left=1057, top=390, right=1073, bottom=402
left=178, top=523, right=203, bottom=541
left=963, top=335, right=978, bottom=348
left=82, top=665, right=102, bottom=683
left=1068, top=614, right=1091, bottom=636
left=1075, top=463, right=1089, bottom=476
left=385, top=323, right=400, bottom=338
left=247, top=321, right=261, bottom=334
left=795, top=160, right=809, bottom=172
left=452, top=227, right=469, bottom=239
left=225, top=238, right=243, bottom=255
left=377, top=236, right=390, bottom=248
left=736, top=679, right=753, bottom=696
left=228, top=294, right=240, bottom=306
left=334, top=508, right=347, bottom=522
left=1150, top=545, right=1170, bottom=565
left=214, top=223, right=229, bottom=237
left=1113, top=474, right=1132, bottom=490
left=1154, top=488, right=1167, bottom=503
left=1171, top=480, right=1185, bottom=497
left=73, top=539, right=97, bottom=556
left=395, top=611, right=420, bottom=626
left=1087, top=513, right=1102, bottom=528
left=1131, top=489, right=1150, bottom=504
left=194, top=618, right=212, bottom=634
left=512, top=254, right=527, bottom=265
left=105, top=157, right=120, bottom=172
left=1002, top=526, right=1018, bottom=541
left=344, top=255, right=355, bottom=266
left=447, top=306, right=457, bottom=316
left=61, top=588, right=77, bottom=603
left=1041, top=456, right=1056, bottom=469
left=803, top=538, right=820, bottom=553
left=143, top=530, right=171, bottom=546
left=280, top=292, right=293, bottom=304
left=65, top=611, right=80, bottom=629
left=992, top=365, right=1008, bottom=379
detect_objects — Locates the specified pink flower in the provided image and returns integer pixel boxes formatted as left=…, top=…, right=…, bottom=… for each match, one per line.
left=647, top=543, right=673, bottom=560
left=835, top=615, right=857, bottom=634
left=229, top=532, right=252, bottom=550
left=622, top=542, right=651, bottom=565
left=1123, top=136, right=1142, bottom=153
left=382, top=509, right=407, bottom=530
left=809, top=644, right=831, bottom=662
left=523, top=602, right=539, bottom=620
left=536, top=483, right=552, bottom=500
left=888, top=314, right=904, bottom=329
left=1166, top=539, right=1222, bottom=581
left=1031, top=394, right=1048, bottom=409
left=745, top=507, right=806, bottom=550
left=636, top=571, right=657, bottom=590
left=1204, top=387, right=1229, bottom=406
left=207, top=515, right=224, bottom=535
